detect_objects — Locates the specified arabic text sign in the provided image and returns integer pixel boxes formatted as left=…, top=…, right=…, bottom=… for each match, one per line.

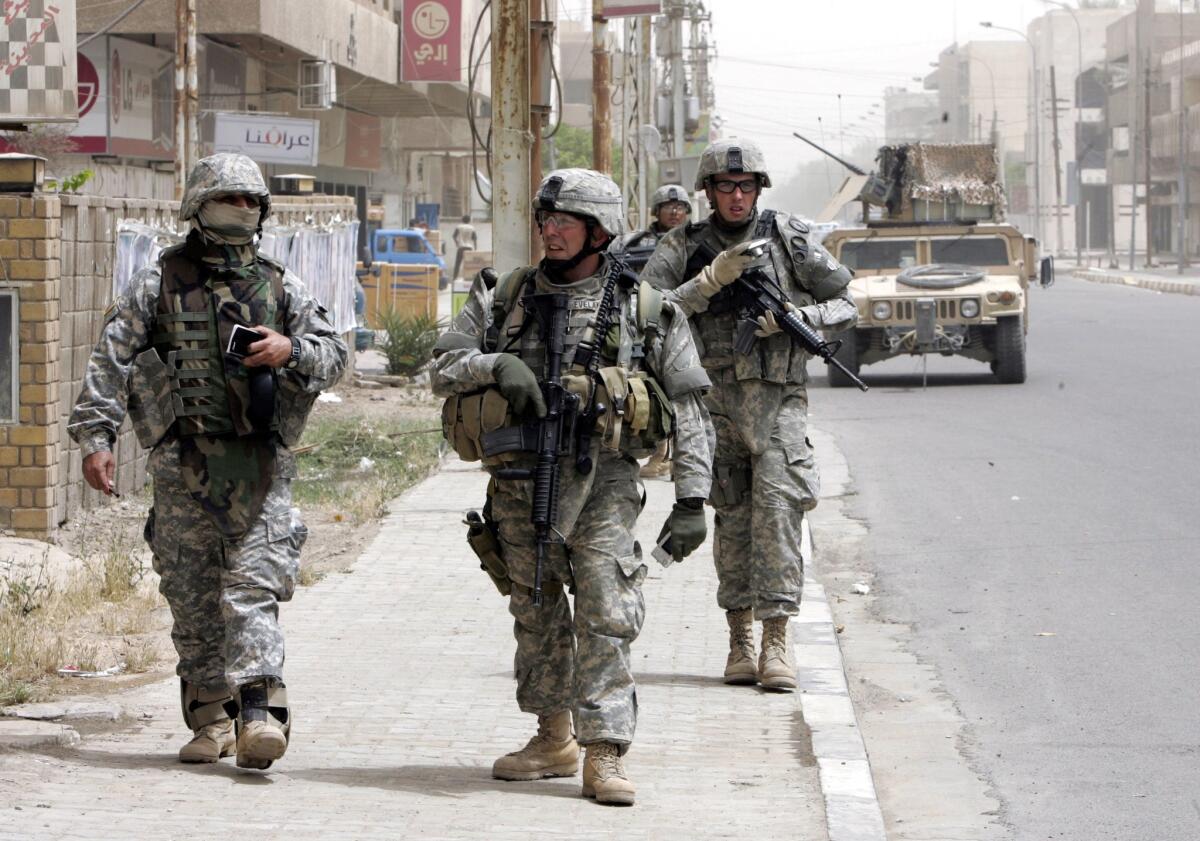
left=0, top=0, right=77, bottom=122
left=213, top=113, right=319, bottom=166
left=401, top=0, right=461, bottom=83
left=600, top=0, right=661, bottom=17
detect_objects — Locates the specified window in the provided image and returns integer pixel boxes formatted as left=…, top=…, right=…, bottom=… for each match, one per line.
left=838, top=239, right=918, bottom=271
left=0, top=290, right=17, bottom=423
left=930, top=237, right=1010, bottom=266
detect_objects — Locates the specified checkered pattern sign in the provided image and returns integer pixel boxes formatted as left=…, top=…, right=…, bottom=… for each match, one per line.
left=0, top=0, right=77, bottom=122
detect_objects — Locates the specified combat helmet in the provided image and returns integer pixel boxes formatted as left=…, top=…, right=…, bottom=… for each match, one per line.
left=180, top=153, right=272, bottom=229
left=533, top=168, right=626, bottom=238
left=651, top=184, right=692, bottom=215
left=694, top=139, right=772, bottom=190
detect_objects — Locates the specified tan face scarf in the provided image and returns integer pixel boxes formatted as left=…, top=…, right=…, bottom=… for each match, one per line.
left=196, top=200, right=261, bottom=246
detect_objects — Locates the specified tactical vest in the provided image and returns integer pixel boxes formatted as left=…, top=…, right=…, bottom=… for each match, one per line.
left=443, top=264, right=672, bottom=464
left=684, top=211, right=816, bottom=384
left=152, top=241, right=286, bottom=438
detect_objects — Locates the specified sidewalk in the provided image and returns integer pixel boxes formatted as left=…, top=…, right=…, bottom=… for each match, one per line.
left=0, top=456, right=855, bottom=840
left=1070, top=263, right=1200, bottom=296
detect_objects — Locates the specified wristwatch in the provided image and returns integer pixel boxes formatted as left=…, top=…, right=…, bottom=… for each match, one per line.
left=285, top=337, right=302, bottom=370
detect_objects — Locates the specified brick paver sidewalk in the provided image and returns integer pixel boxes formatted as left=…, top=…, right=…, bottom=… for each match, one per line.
left=0, top=458, right=827, bottom=840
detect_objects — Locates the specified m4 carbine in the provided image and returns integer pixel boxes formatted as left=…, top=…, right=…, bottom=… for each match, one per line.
left=491, top=292, right=576, bottom=606
left=691, top=240, right=869, bottom=392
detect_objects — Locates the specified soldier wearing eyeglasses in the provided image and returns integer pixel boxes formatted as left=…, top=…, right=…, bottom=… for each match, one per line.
left=640, top=139, right=857, bottom=692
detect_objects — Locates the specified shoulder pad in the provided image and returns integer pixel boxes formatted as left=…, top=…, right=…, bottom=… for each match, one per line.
left=635, top=280, right=666, bottom=334
left=493, top=266, right=534, bottom=314
left=773, top=213, right=810, bottom=267
left=787, top=216, right=810, bottom=235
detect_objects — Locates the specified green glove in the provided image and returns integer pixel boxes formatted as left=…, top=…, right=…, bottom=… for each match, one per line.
left=492, top=354, right=547, bottom=419
left=658, top=498, right=707, bottom=561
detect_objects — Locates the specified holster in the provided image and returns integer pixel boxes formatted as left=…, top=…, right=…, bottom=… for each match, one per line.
left=465, top=490, right=510, bottom=596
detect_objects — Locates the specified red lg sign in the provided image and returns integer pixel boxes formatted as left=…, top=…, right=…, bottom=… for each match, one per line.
left=401, top=0, right=460, bottom=83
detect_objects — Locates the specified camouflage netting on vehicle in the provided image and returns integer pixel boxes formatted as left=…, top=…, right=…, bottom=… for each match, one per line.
left=876, top=143, right=1006, bottom=220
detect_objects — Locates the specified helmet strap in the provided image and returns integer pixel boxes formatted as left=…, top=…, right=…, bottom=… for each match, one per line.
left=540, top=220, right=608, bottom=282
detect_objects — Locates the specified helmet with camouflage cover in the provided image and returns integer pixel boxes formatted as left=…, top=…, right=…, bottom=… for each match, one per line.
left=533, top=168, right=626, bottom=238
left=180, top=152, right=272, bottom=228
left=651, top=184, right=692, bottom=215
left=694, top=139, right=772, bottom=190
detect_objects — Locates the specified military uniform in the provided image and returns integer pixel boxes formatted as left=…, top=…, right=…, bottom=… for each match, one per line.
left=68, top=153, right=347, bottom=767
left=433, top=169, right=712, bottom=804
left=639, top=140, right=856, bottom=688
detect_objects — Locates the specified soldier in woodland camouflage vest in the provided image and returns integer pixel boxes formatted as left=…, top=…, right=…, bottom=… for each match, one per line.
left=640, top=139, right=858, bottom=692
left=433, top=169, right=713, bottom=806
left=69, top=153, right=347, bottom=770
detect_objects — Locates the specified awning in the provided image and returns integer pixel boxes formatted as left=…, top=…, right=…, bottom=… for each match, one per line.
left=816, top=174, right=869, bottom=223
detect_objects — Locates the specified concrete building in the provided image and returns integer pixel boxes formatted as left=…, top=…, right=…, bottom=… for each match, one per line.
left=66, top=0, right=489, bottom=243
left=1027, top=5, right=1130, bottom=257
left=1103, top=3, right=1200, bottom=263
left=882, top=86, right=939, bottom=144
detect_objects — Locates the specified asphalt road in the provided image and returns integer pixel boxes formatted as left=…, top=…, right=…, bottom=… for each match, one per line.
left=813, top=277, right=1200, bottom=840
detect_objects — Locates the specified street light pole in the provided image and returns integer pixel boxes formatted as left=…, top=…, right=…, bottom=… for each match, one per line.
left=1041, top=1, right=1085, bottom=265
left=982, top=21, right=1042, bottom=250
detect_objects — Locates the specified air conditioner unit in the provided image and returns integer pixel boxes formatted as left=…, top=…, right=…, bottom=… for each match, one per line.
left=298, top=59, right=336, bottom=110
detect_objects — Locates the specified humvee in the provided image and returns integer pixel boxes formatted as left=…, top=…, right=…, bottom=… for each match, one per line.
left=813, top=142, right=1053, bottom=385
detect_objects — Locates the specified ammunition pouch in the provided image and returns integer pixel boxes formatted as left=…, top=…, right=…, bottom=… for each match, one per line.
left=127, top=348, right=178, bottom=449
left=594, top=366, right=673, bottom=456
left=709, top=461, right=752, bottom=508
left=440, top=387, right=515, bottom=464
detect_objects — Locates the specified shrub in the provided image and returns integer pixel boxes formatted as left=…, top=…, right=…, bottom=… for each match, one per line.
left=376, top=311, right=442, bottom=377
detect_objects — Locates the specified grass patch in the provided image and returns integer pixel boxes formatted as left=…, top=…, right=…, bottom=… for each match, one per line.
left=293, top=413, right=443, bottom=524
left=0, top=518, right=164, bottom=705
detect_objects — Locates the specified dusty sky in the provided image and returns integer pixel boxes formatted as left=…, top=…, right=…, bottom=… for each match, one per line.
left=706, top=0, right=1051, bottom=176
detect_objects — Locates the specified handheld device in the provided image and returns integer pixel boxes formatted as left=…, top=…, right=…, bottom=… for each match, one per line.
left=226, top=324, right=264, bottom=358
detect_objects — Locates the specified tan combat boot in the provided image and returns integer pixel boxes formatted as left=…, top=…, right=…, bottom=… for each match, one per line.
left=724, top=608, right=758, bottom=685
left=178, top=719, right=236, bottom=763
left=582, top=742, right=635, bottom=806
left=758, top=616, right=797, bottom=691
left=235, top=681, right=290, bottom=770
left=492, top=710, right=579, bottom=781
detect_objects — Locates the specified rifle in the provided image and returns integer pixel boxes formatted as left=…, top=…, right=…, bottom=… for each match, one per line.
left=691, top=239, right=869, bottom=392
left=492, top=292, right=577, bottom=606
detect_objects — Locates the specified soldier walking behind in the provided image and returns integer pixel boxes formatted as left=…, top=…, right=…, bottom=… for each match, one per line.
left=640, top=139, right=857, bottom=690
left=433, top=169, right=713, bottom=805
left=69, top=153, right=348, bottom=769
left=610, top=184, right=693, bottom=480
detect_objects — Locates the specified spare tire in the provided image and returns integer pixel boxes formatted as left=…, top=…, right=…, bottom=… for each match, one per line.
left=896, top=263, right=986, bottom=289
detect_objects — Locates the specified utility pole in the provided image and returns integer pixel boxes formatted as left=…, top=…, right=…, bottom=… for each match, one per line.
left=173, top=0, right=197, bottom=198
left=530, top=1, right=551, bottom=261
left=1179, top=0, right=1188, bottom=273
left=1145, top=56, right=1153, bottom=267
left=1050, top=66, right=1065, bottom=257
left=638, top=17, right=652, bottom=230
left=1128, top=11, right=1140, bottom=271
left=592, top=0, right=612, bottom=174
left=492, top=0, right=532, bottom=269
left=671, top=2, right=684, bottom=158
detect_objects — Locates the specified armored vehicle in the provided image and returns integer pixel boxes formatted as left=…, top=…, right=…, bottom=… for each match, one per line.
left=816, top=142, right=1053, bottom=385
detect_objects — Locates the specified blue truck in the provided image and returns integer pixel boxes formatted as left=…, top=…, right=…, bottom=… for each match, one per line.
left=370, top=228, right=447, bottom=289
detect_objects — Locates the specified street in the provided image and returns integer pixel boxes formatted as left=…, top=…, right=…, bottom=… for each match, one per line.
left=812, top=276, right=1200, bottom=840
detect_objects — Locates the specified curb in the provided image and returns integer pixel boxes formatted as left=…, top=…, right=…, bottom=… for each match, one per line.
left=1072, top=268, right=1200, bottom=297
left=0, top=719, right=81, bottom=749
left=796, top=518, right=888, bottom=841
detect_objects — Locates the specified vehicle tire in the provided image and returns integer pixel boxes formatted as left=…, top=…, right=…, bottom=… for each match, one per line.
left=827, top=330, right=861, bottom=388
left=992, top=315, right=1026, bottom=384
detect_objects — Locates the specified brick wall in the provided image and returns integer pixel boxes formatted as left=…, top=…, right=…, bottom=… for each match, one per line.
left=0, top=191, right=356, bottom=538
left=0, top=194, right=63, bottom=536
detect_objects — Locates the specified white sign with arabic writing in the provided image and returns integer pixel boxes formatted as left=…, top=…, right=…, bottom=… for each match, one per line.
left=0, top=0, right=77, bottom=123
left=213, top=112, right=319, bottom=166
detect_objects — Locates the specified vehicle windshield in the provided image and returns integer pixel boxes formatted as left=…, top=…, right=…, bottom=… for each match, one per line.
left=931, top=236, right=1010, bottom=266
left=838, top=238, right=918, bottom=271
left=381, top=235, right=426, bottom=254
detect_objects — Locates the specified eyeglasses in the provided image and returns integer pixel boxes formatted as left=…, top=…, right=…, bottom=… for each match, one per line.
left=536, top=211, right=584, bottom=231
left=659, top=202, right=690, bottom=214
left=710, top=178, right=760, bottom=195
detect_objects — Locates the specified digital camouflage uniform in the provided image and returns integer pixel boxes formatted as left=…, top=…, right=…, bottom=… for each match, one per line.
left=640, top=142, right=857, bottom=622
left=68, top=154, right=347, bottom=763
left=433, top=170, right=713, bottom=754
left=608, top=184, right=692, bottom=272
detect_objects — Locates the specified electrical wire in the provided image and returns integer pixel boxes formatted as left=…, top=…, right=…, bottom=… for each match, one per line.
left=77, top=0, right=151, bottom=48
left=542, top=0, right=563, bottom=140
left=467, top=0, right=492, bottom=204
